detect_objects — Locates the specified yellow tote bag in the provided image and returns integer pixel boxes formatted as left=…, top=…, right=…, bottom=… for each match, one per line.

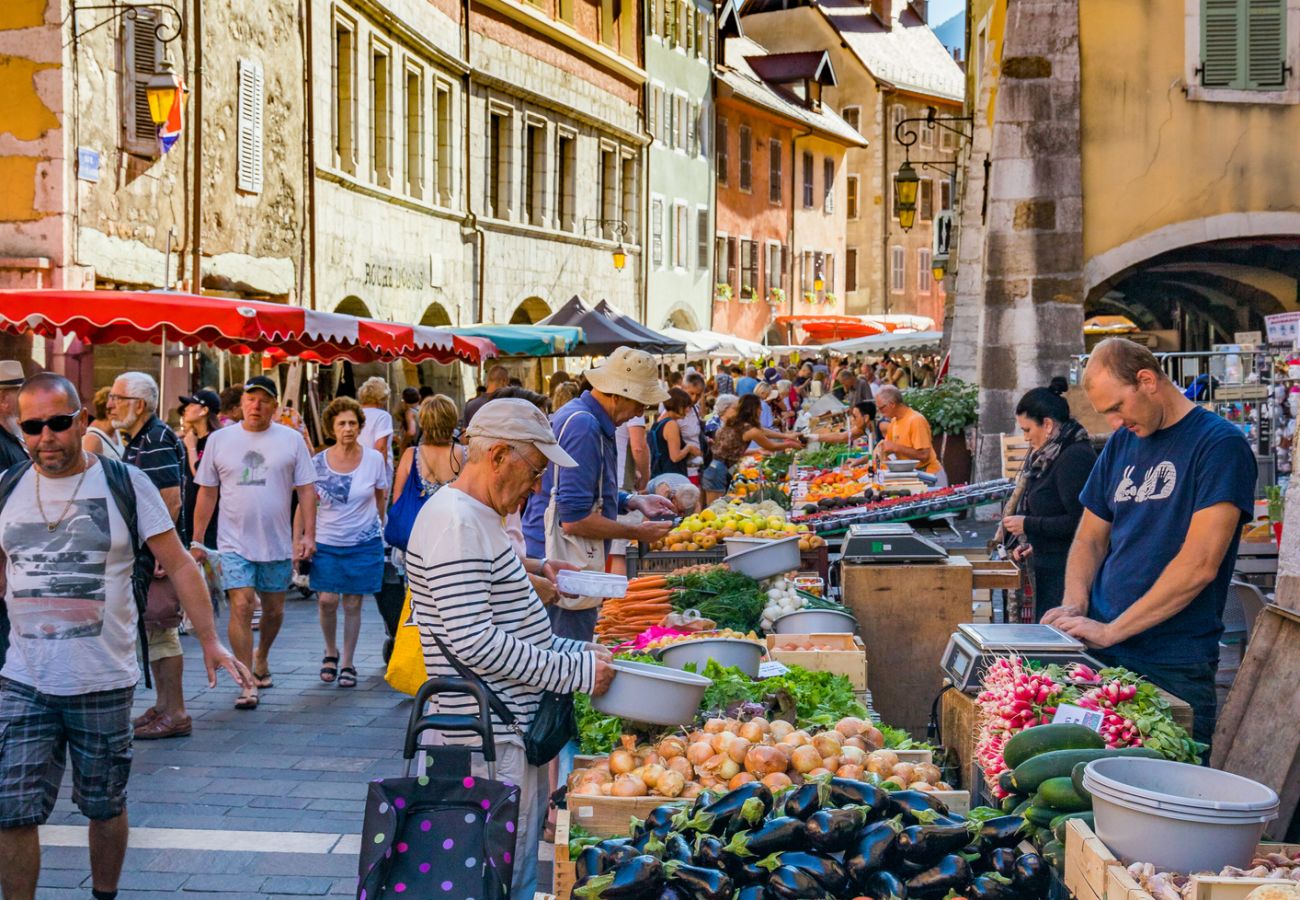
left=384, top=588, right=427, bottom=696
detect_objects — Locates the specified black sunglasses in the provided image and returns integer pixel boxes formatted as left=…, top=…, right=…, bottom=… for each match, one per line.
left=19, top=413, right=79, bottom=436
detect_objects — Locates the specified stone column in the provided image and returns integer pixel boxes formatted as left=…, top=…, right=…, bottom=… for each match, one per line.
left=950, top=0, right=1086, bottom=483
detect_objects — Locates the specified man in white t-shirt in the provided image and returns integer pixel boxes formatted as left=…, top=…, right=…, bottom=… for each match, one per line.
left=0, top=374, right=247, bottom=900
left=191, top=376, right=317, bottom=709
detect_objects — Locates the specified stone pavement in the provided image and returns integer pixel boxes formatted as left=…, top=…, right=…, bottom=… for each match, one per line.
left=37, top=595, right=412, bottom=898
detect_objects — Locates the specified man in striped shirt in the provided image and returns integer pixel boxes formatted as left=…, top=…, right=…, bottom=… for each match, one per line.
left=407, top=398, right=613, bottom=900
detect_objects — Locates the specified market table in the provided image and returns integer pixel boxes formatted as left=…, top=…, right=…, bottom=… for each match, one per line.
left=842, top=555, right=974, bottom=738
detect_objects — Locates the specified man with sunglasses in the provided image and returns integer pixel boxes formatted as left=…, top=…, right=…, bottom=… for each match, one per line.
left=0, top=373, right=249, bottom=900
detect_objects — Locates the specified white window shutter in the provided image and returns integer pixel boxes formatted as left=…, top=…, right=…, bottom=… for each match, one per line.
left=237, top=59, right=264, bottom=193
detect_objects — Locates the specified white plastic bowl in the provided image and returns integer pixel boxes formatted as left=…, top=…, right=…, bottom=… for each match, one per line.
left=590, top=660, right=712, bottom=726
left=770, top=607, right=858, bottom=634
left=885, top=459, right=920, bottom=473
left=657, top=637, right=763, bottom=677
left=556, top=570, right=627, bottom=599
left=724, top=535, right=801, bottom=580
left=1083, top=758, right=1278, bottom=872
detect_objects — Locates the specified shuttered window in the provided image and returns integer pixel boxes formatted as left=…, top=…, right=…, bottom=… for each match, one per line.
left=123, top=9, right=163, bottom=154
left=1201, top=0, right=1288, bottom=90
left=237, top=59, right=264, bottom=194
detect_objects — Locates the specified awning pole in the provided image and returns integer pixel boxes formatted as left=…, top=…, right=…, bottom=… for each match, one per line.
left=159, top=326, right=166, bottom=399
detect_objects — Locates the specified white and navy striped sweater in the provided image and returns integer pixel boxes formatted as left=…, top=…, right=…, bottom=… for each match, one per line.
left=406, top=485, right=595, bottom=746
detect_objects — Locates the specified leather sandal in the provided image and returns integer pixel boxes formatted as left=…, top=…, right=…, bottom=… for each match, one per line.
left=337, top=666, right=357, bottom=688
left=320, top=655, right=339, bottom=683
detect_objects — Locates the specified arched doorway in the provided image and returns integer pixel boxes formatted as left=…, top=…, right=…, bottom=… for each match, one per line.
left=329, top=296, right=378, bottom=398
left=665, top=307, right=700, bottom=331
left=334, top=295, right=372, bottom=318
left=509, top=296, right=551, bottom=324
left=419, top=302, right=452, bottom=327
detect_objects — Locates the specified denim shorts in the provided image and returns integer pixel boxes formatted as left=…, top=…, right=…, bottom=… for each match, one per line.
left=218, top=552, right=293, bottom=594
left=0, top=677, right=134, bottom=827
left=701, top=459, right=731, bottom=492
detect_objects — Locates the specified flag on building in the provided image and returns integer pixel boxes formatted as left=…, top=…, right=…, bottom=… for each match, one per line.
left=158, top=79, right=187, bottom=154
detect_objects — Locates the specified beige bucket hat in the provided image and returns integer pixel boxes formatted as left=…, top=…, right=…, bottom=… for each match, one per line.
left=583, top=347, right=669, bottom=407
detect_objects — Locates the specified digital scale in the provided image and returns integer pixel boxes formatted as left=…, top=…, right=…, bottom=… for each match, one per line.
left=840, top=523, right=949, bottom=563
left=940, top=624, right=1103, bottom=693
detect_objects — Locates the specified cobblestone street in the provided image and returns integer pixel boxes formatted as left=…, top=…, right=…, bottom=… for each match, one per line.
left=37, top=596, right=409, bottom=898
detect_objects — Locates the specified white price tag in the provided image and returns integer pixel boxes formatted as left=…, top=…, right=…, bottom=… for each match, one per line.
left=757, top=660, right=791, bottom=679
left=1052, top=703, right=1104, bottom=731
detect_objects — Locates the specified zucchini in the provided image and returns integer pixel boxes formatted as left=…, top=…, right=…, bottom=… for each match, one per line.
left=1038, top=776, right=1091, bottom=813
left=1003, top=724, right=1105, bottom=770
left=1001, top=793, right=1021, bottom=813
left=1012, top=798, right=1033, bottom=816
left=1072, top=761, right=1091, bottom=801
left=998, top=771, right=1019, bottom=796
left=1041, top=839, right=1067, bottom=874
left=1011, top=746, right=1161, bottom=793
left=1051, top=812, right=1094, bottom=843
left=1024, top=805, right=1058, bottom=828
left=1034, top=826, right=1055, bottom=847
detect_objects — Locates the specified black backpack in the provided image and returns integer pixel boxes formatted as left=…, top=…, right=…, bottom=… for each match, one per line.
left=0, top=456, right=154, bottom=688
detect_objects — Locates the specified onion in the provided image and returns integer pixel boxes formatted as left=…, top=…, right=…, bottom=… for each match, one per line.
left=768, top=720, right=795, bottom=741
left=891, top=763, right=916, bottom=785
left=835, top=716, right=867, bottom=738
left=739, top=720, right=765, bottom=743
left=863, top=726, right=885, bottom=748
left=749, top=716, right=772, bottom=734
left=728, top=772, right=756, bottom=790
left=866, top=749, right=899, bottom=774
left=703, top=718, right=727, bottom=734
left=656, top=770, right=686, bottom=797
left=791, top=744, right=822, bottom=774
left=600, top=782, right=612, bottom=795
left=687, top=741, right=713, bottom=766
left=688, top=730, right=708, bottom=744
left=710, top=731, right=734, bottom=754
left=807, top=767, right=831, bottom=777
left=641, top=751, right=662, bottom=768
left=680, top=782, right=703, bottom=799
left=744, top=744, right=788, bottom=776
left=727, top=737, right=752, bottom=765
left=821, top=756, right=841, bottom=771
left=781, top=730, right=811, bottom=748
left=717, top=757, right=740, bottom=780
left=839, top=746, right=867, bottom=767
left=698, top=774, right=721, bottom=790
left=641, top=764, right=666, bottom=789
left=611, top=775, right=647, bottom=797
left=668, top=756, right=693, bottom=778
left=935, top=781, right=953, bottom=791
left=909, top=781, right=937, bottom=793
left=915, top=763, right=942, bottom=785
left=843, top=736, right=867, bottom=752
left=657, top=737, right=686, bottom=760
left=609, top=749, right=636, bottom=775
left=725, top=719, right=742, bottom=734
left=812, top=732, right=843, bottom=758
left=761, top=772, right=793, bottom=790
left=836, top=764, right=865, bottom=780
left=620, top=734, right=638, bottom=751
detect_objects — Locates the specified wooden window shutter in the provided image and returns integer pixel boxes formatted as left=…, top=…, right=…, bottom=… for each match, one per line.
left=123, top=9, right=163, bottom=152
left=1245, top=0, right=1286, bottom=88
left=1201, top=0, right=1244, bottom=87
left=237, top=59, right=265, bottom=193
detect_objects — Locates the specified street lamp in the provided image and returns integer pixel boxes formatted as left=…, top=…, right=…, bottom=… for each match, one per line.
left=813, top=276, right=825, bottom=292
left=895, top=161, right=919, bottom=232
left=931, top=258, right=947, bottom=284
left=612, top=245, right=627, bottom=271
left=583, top=218, right=631, bottom=270
left=146, top=60, right=182, bottom=126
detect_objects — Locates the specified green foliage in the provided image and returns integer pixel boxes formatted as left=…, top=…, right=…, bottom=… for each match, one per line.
left=903, top=377, right=979, bottom=436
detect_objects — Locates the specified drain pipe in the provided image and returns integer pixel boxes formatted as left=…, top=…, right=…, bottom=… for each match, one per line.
left=789, top=125, right=812, bottom=342
left=189, top=0, right=203, bottom=293
left=639, top=89, right=655, bottom=326
left=304, top=0, right=317, bottom=309
left=461, top=0, right=485, bottom=323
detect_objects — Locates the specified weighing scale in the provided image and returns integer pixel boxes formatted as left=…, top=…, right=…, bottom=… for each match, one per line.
left=940, top=623, right=1102, bottom=693
left=840, top=523, right=949, bottom=563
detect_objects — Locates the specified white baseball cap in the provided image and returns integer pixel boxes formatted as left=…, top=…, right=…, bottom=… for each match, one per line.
left=463, top=398, right=577, bottom=468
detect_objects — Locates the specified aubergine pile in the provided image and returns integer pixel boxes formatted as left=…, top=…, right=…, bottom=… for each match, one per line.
left=570, top=777, right=1048, bottom=899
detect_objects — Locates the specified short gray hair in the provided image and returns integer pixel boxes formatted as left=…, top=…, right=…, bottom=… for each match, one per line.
left=712, top=393, right=740, bottom=418
left=466, top=435, right=518, bottom=463
left=116, top=371, right=159, bottom=413
left=674, top=483, right=701, bottom=512
left=876, top=385, right=903, bottom=406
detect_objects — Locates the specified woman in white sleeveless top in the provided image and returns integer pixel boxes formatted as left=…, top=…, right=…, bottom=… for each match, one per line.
left=83, top=385, right=125, bottom=459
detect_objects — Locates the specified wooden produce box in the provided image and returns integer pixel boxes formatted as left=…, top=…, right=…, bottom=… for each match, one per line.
left=843, top=556, right=974, bottom=738
left=552, top=809, right=575, bottom=900
left=765, top=633, right=869, bottom=691
left=972, top=559, right=1020, bottom=591
left=567, top=793, right=688, bottom=837
left=1064, top=818, right=1300, bottom=900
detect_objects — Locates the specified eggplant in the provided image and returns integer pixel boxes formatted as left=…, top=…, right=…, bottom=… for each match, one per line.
left=726, top=859, right=767, bottom=887
left=804, top=806, right=867, bottom=854
left=734, top=886, right=765, bottom=900
left=573, top=854, right=665, bottom=899
left=844, top=817, right=903, bottom=888
left=674, top=782, right=773, bottom=836
left=691, top=834, right=725, bottom=869
left=645, top=805, right=682, bottom=839
left=754, top=851, right=850, bottom=894
left=861, top=868, right=909, bottom=900
left=722, top=816, right=808, bottom=859
left=1013, top=852, right=1049, bottom=894
left=970, top=874, right=1021, bottom=900
left=597, top=837, right=634, bottom=853
left=632, top=830, right=664, bottom=857
left=826, top=777, right=887, bottom=815
left=662, top=861, right=733, bottom=900
left=896, top=820, right=976, bottom=866
left=662, top=833, right=693, bottom=864
left=654, top=888, right=689, bottom=900
left=576, top=845, right=610, bottom=881
left=984, top=846, right=1019, bottom=878
left=783, top=781, right=829, bottom=820
left=885, top=790, right=952, bottom=823
left=766, top=865, right=829, bottom=899
left=976, top=816, right=1029, bottom=851
left=904, top=853, right=973, bottom=899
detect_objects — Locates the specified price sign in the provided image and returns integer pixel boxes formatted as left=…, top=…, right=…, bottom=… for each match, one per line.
left=757, top=660, right=791, bottom=679
left=1052, top=703, right=1104, bottom=732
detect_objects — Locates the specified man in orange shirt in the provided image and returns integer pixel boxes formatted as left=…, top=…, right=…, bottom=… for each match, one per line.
left=874, top=386, right=948, bottom=486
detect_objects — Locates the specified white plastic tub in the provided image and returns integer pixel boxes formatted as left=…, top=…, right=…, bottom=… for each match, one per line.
left=1082, top=757, right=1279, bottom=873
left=590, top=660, right=712, bottom=726
left=724, top=535, right=801, bottom=580
left=556, top=569, right=628, bottom=599
left=657, top=637, right=763, bottom=677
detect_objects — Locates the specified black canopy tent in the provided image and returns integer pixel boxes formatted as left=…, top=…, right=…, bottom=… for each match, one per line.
left=540, top=295, right=686, bottom=355
left=593, top=300, right=688, bottom=355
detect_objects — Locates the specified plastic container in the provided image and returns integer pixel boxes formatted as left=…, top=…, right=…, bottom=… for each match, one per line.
left=724, top=535, right=801, bottom=580
left=657, top=637, right=763, bottom=677
left=590, top=660, right=712, bottom=726
left=770, top=607, right=858, bottom=634
left=885, top=459, right=920, bottom=473
left=556, top=569, right=627, bottom=599
left=1082, top=758, right=1279, bottom=872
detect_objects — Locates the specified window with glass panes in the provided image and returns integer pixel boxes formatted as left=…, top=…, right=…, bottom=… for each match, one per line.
left=740, top=239, right=758, bottom=297
left=768, top=139, right=782, bottom=203
left=739, top=126, right=752, bottom=190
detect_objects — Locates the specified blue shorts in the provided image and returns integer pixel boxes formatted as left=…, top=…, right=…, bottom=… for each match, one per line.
left=218, top=552, right=293, bottom=594
left=701, top=459, right=731, bottom=492
left=309, top=537, right=384, bottom=595
left=0, top=678, right=134, bottom=828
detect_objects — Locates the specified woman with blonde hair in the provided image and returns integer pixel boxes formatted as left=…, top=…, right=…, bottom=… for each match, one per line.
left=551, top=381, right=580, bottom=411
left=357, top=376, right=395, bottom=474
left=83, top=385, right=124, bottom=459
left=390, top=395, right=464, bottom=510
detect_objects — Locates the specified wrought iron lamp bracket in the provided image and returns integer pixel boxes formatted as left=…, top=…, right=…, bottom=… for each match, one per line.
left=68, top=1, right=184, bottom=47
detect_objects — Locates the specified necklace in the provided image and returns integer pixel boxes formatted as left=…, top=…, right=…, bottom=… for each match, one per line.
left=35, top=452, right=92, bottom=532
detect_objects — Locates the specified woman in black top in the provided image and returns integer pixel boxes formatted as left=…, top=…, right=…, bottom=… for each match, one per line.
left=180, top=390, right=222, bottom=547
left=999, top=377, right=1097, bottom=621
left=650, top=388, right=699, bottom=478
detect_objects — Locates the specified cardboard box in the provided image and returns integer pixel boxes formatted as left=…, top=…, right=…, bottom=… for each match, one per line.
left=765, top=633, right=868, bottom=690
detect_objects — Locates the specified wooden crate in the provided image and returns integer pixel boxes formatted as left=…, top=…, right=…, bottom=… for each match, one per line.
left=567, top=793, right=688, bottom=837
left=843, top=556, right=973, bottom=738
left=972, top=559, right=1021, bottom=591
left=1001, top=433, right=1030, bottom=480
left=552, top=809, right=575, bottom=900
left=765, top=633, right=869, bottom=690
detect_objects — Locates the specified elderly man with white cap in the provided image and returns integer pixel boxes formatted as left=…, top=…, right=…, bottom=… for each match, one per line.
left=406, top=398, right=615, bottom=899
left=522, top=347, right=677, bottom=641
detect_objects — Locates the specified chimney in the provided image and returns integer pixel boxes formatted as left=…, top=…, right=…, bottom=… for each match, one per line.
left=910, top=0, right=927, bottom=23
left=874, top=0, right=893, bottom=27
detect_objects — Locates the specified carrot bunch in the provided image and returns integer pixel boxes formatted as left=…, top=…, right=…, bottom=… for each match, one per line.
left=593, top=576, right=674, bottom=645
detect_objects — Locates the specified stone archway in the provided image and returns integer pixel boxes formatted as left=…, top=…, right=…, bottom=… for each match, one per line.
left=418, top=302, right=453, bottom=327
left=665, top=306, right=700, bottom=331
left=509, top=296, right=551, bottom=324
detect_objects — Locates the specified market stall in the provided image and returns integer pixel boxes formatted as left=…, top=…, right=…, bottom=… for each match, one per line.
left=541, top=296, right=686, bottom=356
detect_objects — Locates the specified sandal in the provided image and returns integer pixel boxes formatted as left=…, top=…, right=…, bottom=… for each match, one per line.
left=235, top=691, right=259, bottom=710
left=320, top=655, right=339, bottom=683
left=337, top=666, right=357, bottom=689
left=253, top=671, right=274, bottom=690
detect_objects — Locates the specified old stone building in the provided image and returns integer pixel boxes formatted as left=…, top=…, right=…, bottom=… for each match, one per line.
left=0, top=0, right=307, bottom=392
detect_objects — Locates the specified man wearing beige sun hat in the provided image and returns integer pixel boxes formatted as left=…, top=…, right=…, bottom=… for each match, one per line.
left=523, top=346, right=678, bottom=640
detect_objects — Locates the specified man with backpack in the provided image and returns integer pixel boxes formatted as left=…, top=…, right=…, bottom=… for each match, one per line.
left=0, top=374, right=249, bottom=900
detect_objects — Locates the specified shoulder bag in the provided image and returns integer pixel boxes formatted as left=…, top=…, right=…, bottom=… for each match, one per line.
left=384, top=450, right=433, bottom=551
left=543, top=412, right=607, bottom=611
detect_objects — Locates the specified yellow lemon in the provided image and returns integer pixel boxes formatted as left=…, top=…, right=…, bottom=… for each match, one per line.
left=741, top=522, right=758, bottom=535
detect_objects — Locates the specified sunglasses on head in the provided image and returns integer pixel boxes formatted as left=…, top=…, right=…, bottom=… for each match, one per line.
left=19, top=413, right=78, bottom=436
